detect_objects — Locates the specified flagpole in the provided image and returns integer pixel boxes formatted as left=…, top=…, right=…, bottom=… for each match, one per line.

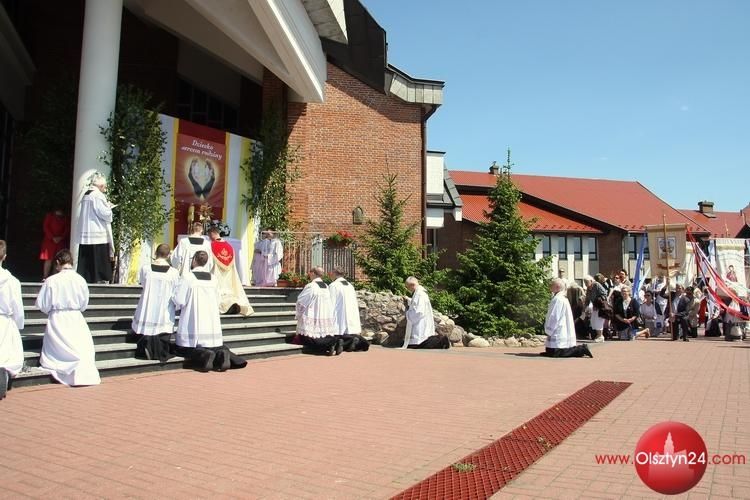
left=663, top=213, right=674, bottom=339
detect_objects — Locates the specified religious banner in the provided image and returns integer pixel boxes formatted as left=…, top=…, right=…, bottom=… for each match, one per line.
left=714, top=238, right=747, bottom=293
left=172, top=120, right=228, bottom=245
left=645, top=223, right=687, bottom=278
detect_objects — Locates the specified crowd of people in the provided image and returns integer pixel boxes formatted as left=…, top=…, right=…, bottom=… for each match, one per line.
left=560, top=268, right=738, bottom=343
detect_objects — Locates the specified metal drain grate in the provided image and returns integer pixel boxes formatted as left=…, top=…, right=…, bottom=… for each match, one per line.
left=391, top=380, right=631, bottom=500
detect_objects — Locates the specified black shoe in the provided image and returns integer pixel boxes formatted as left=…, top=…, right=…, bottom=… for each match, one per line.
left=326, top=344, right=336, bottom=356
left=214, top=348, right=231, bottom=372
left=335, top=338, right=344, bottom=356
left=683, top=338, right=689, bottom=342
left=195, top=350, right=215, bottom=372
left=582, top=344, right=594, bottom=358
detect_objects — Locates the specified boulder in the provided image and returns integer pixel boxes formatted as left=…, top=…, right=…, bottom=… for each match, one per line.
left=468, top=337, right=490, bottom=348
left=381, top=322, right=398, bottom=334
left=462, top=332, right=478, bottom=347
left=447, top=325, right=465, bottom=344
left=435, top=321, right=454, bottom=337
left=504, top=337, right=520, bottom=348
left=372, top=331, right=389, bottom=345
left=383, top=318, right=407, bottom=347
left=520, top=338, right=535, bottom=348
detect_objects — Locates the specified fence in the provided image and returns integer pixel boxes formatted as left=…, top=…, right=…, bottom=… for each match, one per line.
left=281, top=232, right=356, bottom=278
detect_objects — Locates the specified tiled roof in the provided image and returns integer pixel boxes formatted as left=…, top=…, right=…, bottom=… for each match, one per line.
left=461, top=194, right=602, bottom=234
left=450, top=171, right=710, bottom=234
left=678, top=209, right=749, bottom=238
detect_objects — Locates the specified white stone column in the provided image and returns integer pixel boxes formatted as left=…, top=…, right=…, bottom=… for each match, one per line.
left=70, top=0, right=123, bottom=264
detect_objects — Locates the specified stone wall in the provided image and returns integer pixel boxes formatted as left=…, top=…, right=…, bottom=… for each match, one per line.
left=357, top=290, right=545, bottom=348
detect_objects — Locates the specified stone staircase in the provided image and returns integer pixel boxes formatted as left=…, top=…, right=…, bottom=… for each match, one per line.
left=15, top=283, right=303, bottom=387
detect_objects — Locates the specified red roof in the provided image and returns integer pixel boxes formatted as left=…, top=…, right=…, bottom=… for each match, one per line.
left=678, top=209, right=749, bottom=238
left=451, top=171, right=710, bottom=234
left=462, top=194, right=602, bottom=234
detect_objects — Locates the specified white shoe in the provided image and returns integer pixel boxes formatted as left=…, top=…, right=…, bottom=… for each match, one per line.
left=594, top=336, right=605, bottom=343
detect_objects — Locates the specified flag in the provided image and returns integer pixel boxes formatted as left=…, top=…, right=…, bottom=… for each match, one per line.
left=632, top=233, right=647, bottom=302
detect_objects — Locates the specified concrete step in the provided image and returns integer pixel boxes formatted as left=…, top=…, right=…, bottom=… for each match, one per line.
left=20, top=320, right=298, bottom=347
left=22, top=302, right=296, bottom=320
left=20, top=310, right=297, bottom=334
left=21, top=283, right=301, bottom=297
left=22, top=331, right=291, bottom=365
left=21, top=293, right=299, bottom=307
left=11, top=343, right=304, bottom=388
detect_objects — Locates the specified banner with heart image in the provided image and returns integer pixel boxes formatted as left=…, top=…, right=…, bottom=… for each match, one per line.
left=172, top=120, right=228, bottom=243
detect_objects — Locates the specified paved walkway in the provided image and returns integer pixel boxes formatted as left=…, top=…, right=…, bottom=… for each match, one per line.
left=1, top=337, right=748, bottom=499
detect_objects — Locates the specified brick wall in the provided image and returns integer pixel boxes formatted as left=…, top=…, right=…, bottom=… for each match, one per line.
left=437, top=213, right=478, bottom=270
left=283, top=63, right=425, bottom=240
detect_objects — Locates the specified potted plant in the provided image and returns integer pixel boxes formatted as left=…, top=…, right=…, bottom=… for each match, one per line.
left=325, top=230, right=354, bottom=248
left=291, top=272, right=311, bottom=287
left=277, top=271, right=293, bottom=287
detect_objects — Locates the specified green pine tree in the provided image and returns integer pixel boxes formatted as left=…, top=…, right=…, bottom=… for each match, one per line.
left=450, top=151, right=551, bottom=337
left=358, top=173, right=428, bottom=294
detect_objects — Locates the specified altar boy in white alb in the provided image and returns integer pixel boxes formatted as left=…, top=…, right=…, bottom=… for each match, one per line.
left=173, top=251, right=246, bottom=372
left=171, top=222, right=213, bottom=276
left=403, top=277, right=450, bottom=349
left=296, top=267, right=341, bottom=355
left=261, top=230, right=283, bottom=286
left=132, top=243, right=179, bottom=363
left=36, top=250, right=101, bottom=386
left=0, top=241, right=24, bottom=400
left=328, top=267, right=369, bottom=352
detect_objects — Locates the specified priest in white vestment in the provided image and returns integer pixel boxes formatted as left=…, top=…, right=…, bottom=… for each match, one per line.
left=132, top=244, right=179, bottom=363
left=0, top=241, right=24, bottom=400
left=173, top=250, right=246, bottom=372
left=328, top=268, right=370, bottom=352
left=207, top=226, right=253, bottom=316
left=76, top=172, right=114, bottom=283
left=403, top=277, right=450, bottom=349
left=36, top=250, right=101, bottom=386
left=251, top=231, right=267, bottom=286
left=261, top=231, right=283, bottom=287
left=541, top=278, right=592, bottom=358
left=171, top=222, right=213, bottom=276
left=296, top=267, right=341, bottom=355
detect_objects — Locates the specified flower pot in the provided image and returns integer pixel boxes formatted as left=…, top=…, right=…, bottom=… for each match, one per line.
left=276, top=279, right=291, bottom=288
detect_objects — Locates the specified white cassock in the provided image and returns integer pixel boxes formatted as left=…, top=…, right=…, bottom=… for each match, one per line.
left=329, top=277, right=362, bottom=335
left=296, top=278, right=337, bottom=337
left=131, top=260, right=179, bottom=335
left=251, top=239, right=265, bottom=286
left=0, top=268, right=24, bottom=378
left=404, top=285, right=435, bottom=347
left=262, top=238, right=283, bottom=286
left=171, top=236, right=213, bottom=276
left=36, top=268, right=100, bottom=386
left=173, top=266, right=223, bottom=348
left=544, top=291, right=577, bottom=349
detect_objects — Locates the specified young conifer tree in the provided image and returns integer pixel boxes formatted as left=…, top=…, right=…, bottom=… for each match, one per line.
left=451, top=150, right=551, bottom=337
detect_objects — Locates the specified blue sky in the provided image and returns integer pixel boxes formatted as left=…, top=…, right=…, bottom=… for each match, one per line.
left=366, top=0, right=750, bottom=212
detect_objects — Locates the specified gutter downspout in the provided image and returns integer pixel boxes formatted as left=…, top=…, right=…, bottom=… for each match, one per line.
left=421, top=106, right=427, bottom=250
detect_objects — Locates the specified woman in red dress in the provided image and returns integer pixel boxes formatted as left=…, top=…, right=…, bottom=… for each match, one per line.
left=39, top=209, right=69, bottom=279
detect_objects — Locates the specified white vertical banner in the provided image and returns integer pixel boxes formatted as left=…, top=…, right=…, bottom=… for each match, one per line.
left=715, top=238, right=747, bottom=292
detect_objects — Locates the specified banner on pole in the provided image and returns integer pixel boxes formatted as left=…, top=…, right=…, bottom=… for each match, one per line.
left=645, top=223, right=686, bottom=279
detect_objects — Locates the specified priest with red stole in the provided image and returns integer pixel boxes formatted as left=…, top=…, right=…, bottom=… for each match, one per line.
left=207, top=226, right=253, bottom=316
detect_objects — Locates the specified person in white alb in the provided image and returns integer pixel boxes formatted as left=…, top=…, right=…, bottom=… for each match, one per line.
left=171, top=222, right=213, bottom=276
left=296, top=267, right=341, bottom=355
left=251, top=231, right=267, bottom=286
left=261, top=230, right=283, bottom=287
left=328, top=267, right=369, bottom=352
left=403, top=277, right=450, bottom=349
left=36, top=249, right=101, bottom=386
left=173, top=251, right=246, bottom=372
left=541, top=278, right=593, bottom=358
left=0, top=240, right=24, bottom=400
left=131, top=243, right=180, bottom=363
left=76, top=172, right=114, bottom=283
